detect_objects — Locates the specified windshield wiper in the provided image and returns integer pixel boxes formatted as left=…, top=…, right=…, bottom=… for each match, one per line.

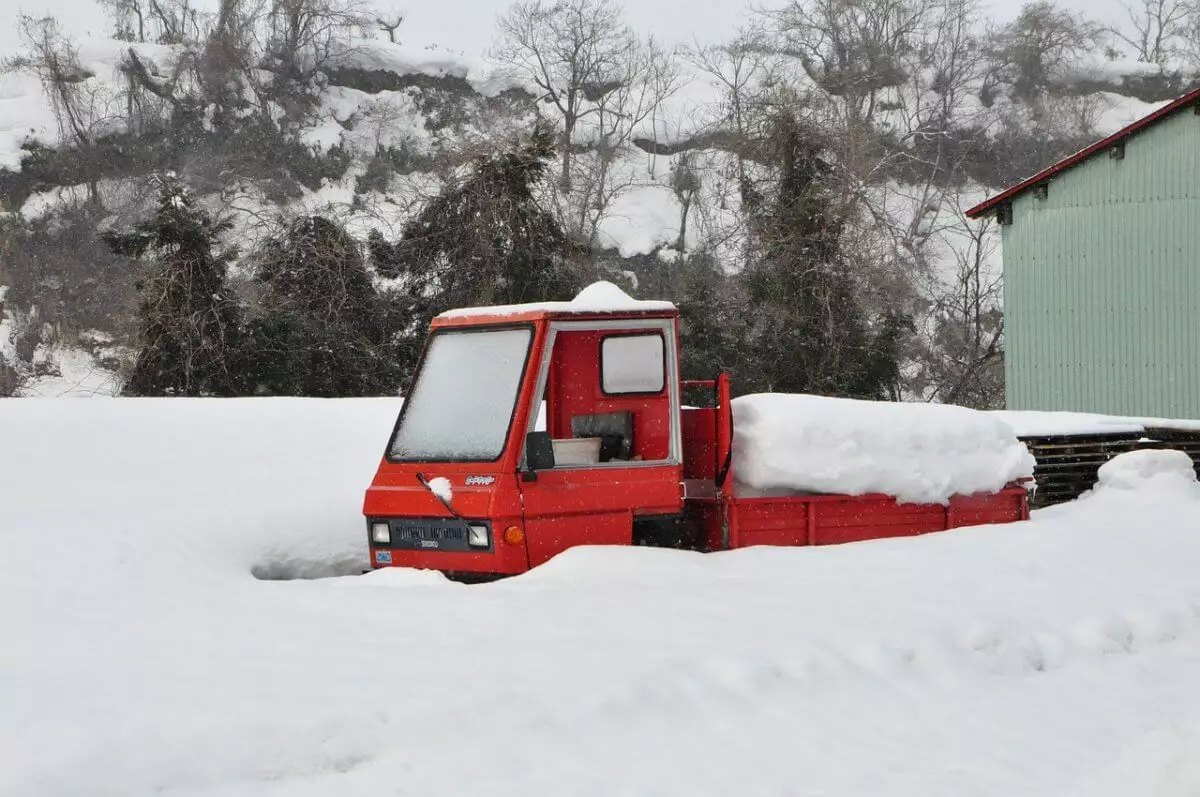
left=415, top=472, right=473, bottom=533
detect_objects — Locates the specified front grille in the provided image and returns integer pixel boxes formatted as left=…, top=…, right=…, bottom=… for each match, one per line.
left=374, top=518, right=491, bottom=553
left=393, top=524, right=467, bottom=543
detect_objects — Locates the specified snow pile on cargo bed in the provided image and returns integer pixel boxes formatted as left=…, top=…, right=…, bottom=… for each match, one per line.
left=732, top=393, right=1036, bottom=504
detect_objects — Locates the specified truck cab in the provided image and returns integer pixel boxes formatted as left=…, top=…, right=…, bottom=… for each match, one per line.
left=363, top=285, right=696, bottom=577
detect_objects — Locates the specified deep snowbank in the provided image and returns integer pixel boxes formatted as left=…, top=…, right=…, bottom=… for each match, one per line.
left=0, top=397, right=400, bottom=578
left=1092, top=449, right=1200, bottom=498
left=4, top=399, right=1200, bottom=797
left=732, top=393, right=1037, bottom=503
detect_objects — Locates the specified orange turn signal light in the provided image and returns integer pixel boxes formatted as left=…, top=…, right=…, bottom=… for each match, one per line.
left=503, top=525, right=525, bottom=546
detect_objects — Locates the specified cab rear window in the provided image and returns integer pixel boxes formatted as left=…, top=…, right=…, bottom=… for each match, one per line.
left=600, top=333, right=665, bottom=395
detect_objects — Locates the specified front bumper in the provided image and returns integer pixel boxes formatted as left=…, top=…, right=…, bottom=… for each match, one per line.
left=366, top=517, right=528, bottom=575
left=369, top=517, right=494, bottom=553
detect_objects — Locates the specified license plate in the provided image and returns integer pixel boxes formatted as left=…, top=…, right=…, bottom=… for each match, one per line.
left=376, top=551, right=392, bottom=564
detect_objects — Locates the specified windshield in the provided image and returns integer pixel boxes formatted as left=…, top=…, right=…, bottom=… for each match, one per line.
left=389, top=326, right=534, bottom=461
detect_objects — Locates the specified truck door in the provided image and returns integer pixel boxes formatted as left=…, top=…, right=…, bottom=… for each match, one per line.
left=518, top=322, right=684, bottom=567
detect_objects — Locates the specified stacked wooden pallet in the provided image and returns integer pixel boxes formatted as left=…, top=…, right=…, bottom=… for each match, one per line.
left=1018, top=428, right=1200, bottom=508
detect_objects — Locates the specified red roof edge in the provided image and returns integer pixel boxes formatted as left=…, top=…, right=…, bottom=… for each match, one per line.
left=966, top=88, right=1200, bottom=219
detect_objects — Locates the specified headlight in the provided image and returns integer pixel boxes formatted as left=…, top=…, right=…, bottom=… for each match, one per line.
left=467, top=524, right=489, bottom=548
left=371, top=522, right=391, bottom=544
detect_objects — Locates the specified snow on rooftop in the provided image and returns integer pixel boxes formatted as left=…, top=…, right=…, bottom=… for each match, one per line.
left=1093, top=91, right=1173, bottom=137
left=732, top=393, right=1037, bottom=505
left=320, top=40, right=529, bottom=98
left=436, top=280, right=676, bottom=319
left=992, top=411, right=1200, bottom=438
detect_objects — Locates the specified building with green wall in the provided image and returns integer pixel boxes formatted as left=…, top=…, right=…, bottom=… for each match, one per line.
left=968, top=89, right=1200, bottom=419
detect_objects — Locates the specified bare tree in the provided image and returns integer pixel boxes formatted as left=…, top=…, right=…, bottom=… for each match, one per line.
left=192, top=0, right=272, bottom=126
left=97, top=0, right=149, bottom=41
left=376, top=11, right=403, bottom=43
left=674, top=35, right=778, bottom=264
left=911, top=202, right=1004, bottom=408
left=682, top=34, right=775, bottom=180
left=567, top=34, right=681, bottom=240
left=1176, top=0, right=1200, bottom=67
left=8, top=16, right=125, bottom=204
left=1109, top=0, right=1193, bottom=65
left=493, top=0, right=640, bottom=191
left=133, top=0, right=372, bottom=127
left=984, top=0, right=1104, bottom=103
left=145, top=0, right=203, bottom=43
left=747, top=0, right=987, bottom=289
left=766, top=0, right=934, bottom=126
left=751, top=0, right=983, bottom=229
left=264, top=0, right=371, bottom=94
left=670, top=153, right=701, bottom=251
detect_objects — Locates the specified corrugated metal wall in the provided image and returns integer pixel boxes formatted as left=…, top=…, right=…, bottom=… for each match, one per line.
left=1002, top=109, right=1200, bottom=418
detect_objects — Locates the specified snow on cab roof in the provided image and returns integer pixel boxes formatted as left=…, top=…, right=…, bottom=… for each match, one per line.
left=436, top=281, right=676, bottom=320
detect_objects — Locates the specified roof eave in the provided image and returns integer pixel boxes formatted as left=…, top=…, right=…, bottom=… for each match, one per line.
left=966, top=88, right=1200, bottom=220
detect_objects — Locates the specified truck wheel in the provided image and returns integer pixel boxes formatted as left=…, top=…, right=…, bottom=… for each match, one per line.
left=632, top=516, right=701, bottom=551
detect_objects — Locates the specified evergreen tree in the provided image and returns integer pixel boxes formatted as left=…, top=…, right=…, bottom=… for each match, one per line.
left=741, top=112, right=904, bottom=399
left=103, top=175, right=242, bottom=396
left=240, top=215, right=402, bottom=396
left=368, top=121, right=583, bottom=370
left=676, top=253, right=747, bottom=385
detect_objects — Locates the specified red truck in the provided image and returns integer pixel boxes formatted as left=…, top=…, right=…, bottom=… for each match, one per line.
left=362, top=288, right=1029, bottom=579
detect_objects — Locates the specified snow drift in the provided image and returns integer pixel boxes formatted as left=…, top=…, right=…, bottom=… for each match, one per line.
left=731, top=393, right=1037, bottom=504
left=1084, top=449, right=1200, bottom=502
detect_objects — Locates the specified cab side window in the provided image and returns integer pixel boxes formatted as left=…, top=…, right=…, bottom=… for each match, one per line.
left=600, top=333, right=665, bottom=395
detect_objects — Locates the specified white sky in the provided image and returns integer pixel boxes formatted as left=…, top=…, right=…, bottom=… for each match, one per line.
left=0, top=0, right=1132, bottom=60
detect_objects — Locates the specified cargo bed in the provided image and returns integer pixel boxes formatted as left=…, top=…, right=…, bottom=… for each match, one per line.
left=682, top=378, right=1031, bottom=551
left=687, top=485, right=1030, bottom=551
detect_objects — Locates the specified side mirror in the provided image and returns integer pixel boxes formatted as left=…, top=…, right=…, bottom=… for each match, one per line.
left=525, top=431, right=556, bottom=472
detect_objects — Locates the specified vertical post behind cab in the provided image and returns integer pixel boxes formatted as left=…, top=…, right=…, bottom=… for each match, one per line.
left=715, top=373, right=736, bottom=549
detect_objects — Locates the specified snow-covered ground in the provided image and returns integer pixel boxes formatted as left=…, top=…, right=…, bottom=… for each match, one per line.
left=4, top=397, right=1200, bottom=796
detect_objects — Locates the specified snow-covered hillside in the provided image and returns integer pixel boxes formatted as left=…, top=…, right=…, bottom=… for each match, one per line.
left=3, top=0, right=1199, bottom=399
left=0, top=26, right=1177, bottom=398
left=4, top=398, right=1200, bottom=796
